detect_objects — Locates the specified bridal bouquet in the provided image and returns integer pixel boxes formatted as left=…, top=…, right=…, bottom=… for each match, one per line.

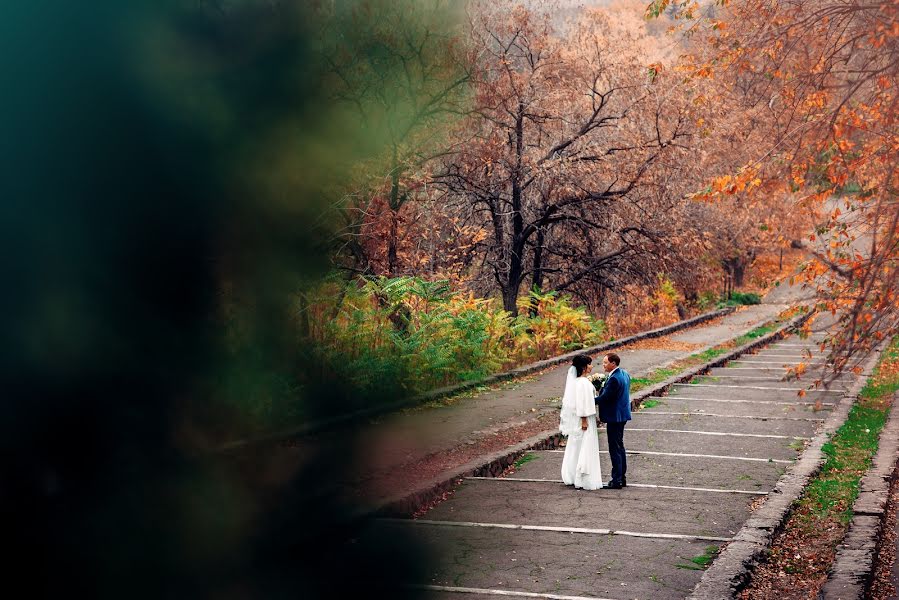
left=587, top=372, right=608, bottom=391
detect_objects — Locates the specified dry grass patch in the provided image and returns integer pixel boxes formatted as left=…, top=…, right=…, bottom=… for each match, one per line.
left=618, top=336, right=706, bottom=352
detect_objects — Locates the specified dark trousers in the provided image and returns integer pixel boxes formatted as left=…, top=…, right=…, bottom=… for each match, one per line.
left=606, top=421, right=627, bottom=484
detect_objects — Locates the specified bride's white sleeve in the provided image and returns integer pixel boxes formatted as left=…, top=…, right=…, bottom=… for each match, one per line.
left=559, top=366, right=579, bottom=436
left=575, top=379, right=596, bottom=417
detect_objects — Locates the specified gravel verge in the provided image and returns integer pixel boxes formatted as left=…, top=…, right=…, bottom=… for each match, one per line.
left=820, top=390, right=899, bottom=599
left=688, top=337, right=889, bottom=600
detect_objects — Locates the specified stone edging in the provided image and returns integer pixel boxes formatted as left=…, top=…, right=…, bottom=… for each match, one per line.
left=374, top=429, right=564, bottom=517
left=820, top=389, right=899, bottom=599
left=375, top=308, right=811, bottom=518
left=416, top=305, right=736, bottom=404
left=217, top=306, right=735, bottom=452
left=687, top=337, right=890, bottom=600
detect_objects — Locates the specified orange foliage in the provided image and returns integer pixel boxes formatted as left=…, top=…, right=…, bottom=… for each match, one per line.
left=650, top=0, right=899, bottom=373
left=742, top=249, right=806, bottom=294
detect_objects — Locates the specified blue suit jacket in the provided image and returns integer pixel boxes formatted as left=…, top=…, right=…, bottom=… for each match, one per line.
left=595, top=368, right=631, bottom=423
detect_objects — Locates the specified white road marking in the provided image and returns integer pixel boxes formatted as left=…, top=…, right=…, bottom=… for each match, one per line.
left=383, top=518, right=732, bottom=542
left=544, top=449, right=794, bottom=464
left=744, top=354, right=828, bottom=359
left=696, top=375, right=807, bottom=380
left=465, top=476, right=767, bottom=495
left=715, top=367, right=825, bottom=371
left=626, top=428, right=805, bottom=439
left=406, top=584, right=616, bottom=600
left=673, top=383, right=845, bottom=392
left=730, top=360, right=828, bottom=366
left=694, top=374, right=854, bottom=385
left=636, top=411, right=824, bottom=422
left=794, top=347, right=830, bottom=350
left=661, top=395, right=834, bottom=407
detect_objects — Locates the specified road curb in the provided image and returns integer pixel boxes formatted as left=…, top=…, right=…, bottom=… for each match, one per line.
left=416, top=306, right=736, bottom=404
left=375, top=308, right=812, bottom=518
left=687, top=337, right=890, bottom=600
left=374, top=429, right=564, bottom=517
left=820, top=388, right=899, bottom=599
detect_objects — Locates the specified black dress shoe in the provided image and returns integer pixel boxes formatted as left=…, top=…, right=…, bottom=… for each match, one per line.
left=605, top=481, right=623, bottom=489
left=622, top=477, right=627, bottom=487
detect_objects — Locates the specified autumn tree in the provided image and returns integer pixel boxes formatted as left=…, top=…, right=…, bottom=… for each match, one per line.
left=322, top=0, right=470, bottom=276
left=438, top=2, right=701, bottom=316
left=650, top=0, right=899, bottom=372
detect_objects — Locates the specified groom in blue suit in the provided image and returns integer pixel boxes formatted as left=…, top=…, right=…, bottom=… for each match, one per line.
left=595, top=353, right=631, bottom=489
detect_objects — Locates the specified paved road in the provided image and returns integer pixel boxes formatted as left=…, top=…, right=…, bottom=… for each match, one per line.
left=349, top=303, right=796, bottom=503
left=361, top=326, right=858, bottom=599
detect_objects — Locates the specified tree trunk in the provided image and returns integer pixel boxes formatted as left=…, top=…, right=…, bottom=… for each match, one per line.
left=387, top=209, right=398, bottom=276
left=502, top=283, right=519, bottom=316
left=503, top=102, right=526, bottom=317
left=723, top=256, right=748, bottom=289
left=502, top=251, right=525, bottom=315
left=387, top=151, right=401, bottom=276
left=531, top=227, right=545, bottom=292
left=733, top=261, right=745, bottom=287
left=529, top=228, right=545, bottom=316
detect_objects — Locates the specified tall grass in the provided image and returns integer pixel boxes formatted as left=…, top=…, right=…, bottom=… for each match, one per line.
left=302, top=276, right=607, bottom=398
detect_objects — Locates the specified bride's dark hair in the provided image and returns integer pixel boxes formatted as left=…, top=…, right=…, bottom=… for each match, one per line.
left=572, top=354, right=592, bottom=377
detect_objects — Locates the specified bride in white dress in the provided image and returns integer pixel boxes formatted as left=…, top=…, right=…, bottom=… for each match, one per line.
left=559, top=354, right=603, bottom=490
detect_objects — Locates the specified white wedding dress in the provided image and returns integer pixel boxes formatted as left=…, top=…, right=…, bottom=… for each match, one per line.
left=559, top=367, right=602, bottom=490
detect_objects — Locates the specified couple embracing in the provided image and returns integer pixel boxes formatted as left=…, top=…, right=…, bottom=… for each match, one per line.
left=559, top=353, right=631, bottom=491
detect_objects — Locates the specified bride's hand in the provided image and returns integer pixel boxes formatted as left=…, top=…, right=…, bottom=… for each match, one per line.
left=581, top=417, right=588, bottom=431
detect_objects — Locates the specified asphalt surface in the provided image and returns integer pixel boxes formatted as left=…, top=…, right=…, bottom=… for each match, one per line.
left=350, top=303, right=796, bottom=503
left=367, top=326, right=860, bottom=599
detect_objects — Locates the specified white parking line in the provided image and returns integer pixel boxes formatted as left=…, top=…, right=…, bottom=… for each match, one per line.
left=626, top=428, right=804, bottom=439
left=745, top=354, right=827, bottom=359
left=661, top=395, right=834, bottom=407
left=734, top=356, right=826, bottom=360
left=406, top=584, right=615, bottom=600
left=465, top=476, right=767, bottom=495
left=383, top=518, right=733, bottom=542
left=636, top=411, right=824, bottom=422
left=717, top=367, right=822, bottom=371
left=543, top=449, right=794, bottom=464
left=697, top=375, right=803, bottom=380
left=674, top=383, right=845, bottom=392
left=695, top=374, right=854, bottom=385
left=653, top=396, right=836, bottom=410
left=771, top=344, right=826, bottom=349
left=731, top=360, right=828, bottom=366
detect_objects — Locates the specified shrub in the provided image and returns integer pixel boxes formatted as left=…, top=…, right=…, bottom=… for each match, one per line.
left=731, top=291, right=762, bottom=305
left=303, top=277, right=608, bottom=398
left=696, top=291, right=719, bottom=311
left=716, top=291, right=762, bottom=308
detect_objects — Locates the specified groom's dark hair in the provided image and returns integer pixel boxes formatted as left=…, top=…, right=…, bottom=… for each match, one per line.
left=572, top=354, right=592, bottom=376
left=606, top=353, right=621, bottom=366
